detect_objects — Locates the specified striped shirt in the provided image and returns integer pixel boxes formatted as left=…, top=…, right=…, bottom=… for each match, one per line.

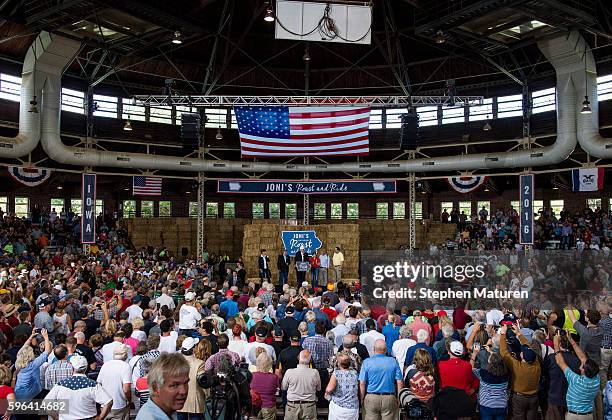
left=565, top=368, right=600, bottom=414
left=44, top=360, right=74, bottom=390
left=600, top=316, right=612, bottom=348
left=204, top=349, right=241, bottom=373
left=473, top=369, right=508, bottom=409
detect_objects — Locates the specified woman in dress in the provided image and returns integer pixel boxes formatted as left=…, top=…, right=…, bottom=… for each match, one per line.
left=325, top=354, right=359, bottom=420
left=53, top=301, right=72, bottom=335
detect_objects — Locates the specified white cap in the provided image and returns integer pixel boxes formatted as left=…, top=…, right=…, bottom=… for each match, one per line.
left=54, top=285, right=62, bottom=291
left=182, top=337, right=199, bottom=351
left=185, top=291, right=196, bottom=302
left=450, top=341, right=464, bottom=356
left=301, top=281, right=309, bottom=288
left=70, top=355, right=88, bottom=371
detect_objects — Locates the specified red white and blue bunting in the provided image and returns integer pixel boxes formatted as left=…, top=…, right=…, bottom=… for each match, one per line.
left=8, top=166, right=51, bottom=187
left=447, top=176, right=487, bottom=194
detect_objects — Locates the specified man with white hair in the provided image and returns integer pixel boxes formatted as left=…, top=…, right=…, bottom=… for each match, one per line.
left=404, top=329, right=437, bottom=366
left=156, top=287, right=175, bottom=310
left=74, top=331, right=97, bottom=373
left=44, top=355, right=113, bottom=420
left=391, top=325, right=416, bottom=373
left=281, top=349, right=320, bottom=420
left=97, top=344, right=132, bottom=420
left=330, top=314, right=349, bottom=348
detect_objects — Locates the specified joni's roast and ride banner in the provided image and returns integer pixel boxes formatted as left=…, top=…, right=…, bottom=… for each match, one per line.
left=218, top=179, right=396, bottom=194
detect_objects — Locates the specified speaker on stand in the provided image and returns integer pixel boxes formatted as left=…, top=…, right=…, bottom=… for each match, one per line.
left=399, top=110, right=420, bottom=150
left=181, top=113, right=201, bottom=153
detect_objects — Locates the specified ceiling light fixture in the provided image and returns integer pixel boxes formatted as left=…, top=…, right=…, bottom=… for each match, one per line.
left=581, top=96, right=592, bottom=114
left=172, top=31, right=183, bottom=44
left=483, top=117, right=492, bottom=131
left=435, top=30, right=445, bottom=44
left=28, top=96, right=38, bottom=113
left=264, top=6, right=275, bottom=22
left=56, top=185, right=63, bottom=190
left=303, top=46, right=311, bottom=62
left=215, top=128, right=223, bottom=140
left=552, top=184, right=559, bottom=190
left=123, top=118, right=133, bottom=131
left=484, top=184, right=490, bottom=192
left=581, top=44, right=592, bottom=115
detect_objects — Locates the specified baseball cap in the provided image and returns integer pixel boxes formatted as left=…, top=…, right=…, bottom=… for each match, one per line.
left=521, top=345, right=537, bottom=363
left=255, top=327, right=268, bottom=338
left=38, top=298, right=53, bottom=309
left=501, top=313, right=517, bottom=326
left=225, top=290, right=234, bottom=298
left=449, top=341, right=464, bottom=357
left=413, top=310, right=422, bottom=317
left=257, top=302, right=266, bottom=312
left=273, top=326, right=284, bottom=337
left=290, top=333, right=301, bottom=342
left=184, top=291, right=196, bottom=302
left=182, top=337, right=200, bottom=351
left=301, top=281, right=309, bottom=288
left=285, top=305, right=295, bottom=314
left=69, top=355, right=88, bottom=371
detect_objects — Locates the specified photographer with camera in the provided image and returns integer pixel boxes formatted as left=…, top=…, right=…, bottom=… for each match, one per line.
left=544, top=327, right=581, bottom=418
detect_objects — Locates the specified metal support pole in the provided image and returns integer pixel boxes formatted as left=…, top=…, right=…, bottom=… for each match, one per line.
left=303, top=157, right=309, bottom=226
left=197, top=171, right=205, bottom=262
left=408, top=168, right=416, bottom=251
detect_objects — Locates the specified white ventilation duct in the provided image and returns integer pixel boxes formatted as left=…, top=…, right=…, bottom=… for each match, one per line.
left=34, top=32, right=579, bottom=172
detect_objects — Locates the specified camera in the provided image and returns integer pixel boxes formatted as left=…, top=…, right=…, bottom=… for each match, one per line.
left=559, top=329, right=567, bottom=337
left=34, top=328, right=42, bottom=334
left=197, top=362, right=252, bottom=420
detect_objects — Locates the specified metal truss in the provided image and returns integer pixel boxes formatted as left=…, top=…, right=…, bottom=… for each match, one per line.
left=134, top=95, right=484, bottom=107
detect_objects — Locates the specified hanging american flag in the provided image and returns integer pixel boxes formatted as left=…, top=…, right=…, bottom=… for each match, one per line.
left=234, top=106, right=370, bottom=157
left=133, top=176, right=162, bottom=196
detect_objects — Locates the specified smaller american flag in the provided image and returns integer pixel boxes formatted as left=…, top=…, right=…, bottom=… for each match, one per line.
left=133, top=176, right=162, bottom=196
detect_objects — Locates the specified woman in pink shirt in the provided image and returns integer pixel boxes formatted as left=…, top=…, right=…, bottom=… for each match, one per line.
left=122, top=324, right=139, bottom=355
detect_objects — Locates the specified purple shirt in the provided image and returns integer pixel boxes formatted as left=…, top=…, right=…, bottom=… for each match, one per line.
left=250, top=372, right=279, bottom=408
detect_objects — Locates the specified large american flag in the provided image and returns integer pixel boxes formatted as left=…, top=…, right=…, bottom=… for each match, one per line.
left=234, top=106, right=370, bottom=157
left=133, top=176, right=162, bottom=196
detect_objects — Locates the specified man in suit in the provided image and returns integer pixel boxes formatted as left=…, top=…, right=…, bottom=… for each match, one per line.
left=294, top=245, right=309, bottom=285
left=258, top=249, right=271, bottom=282
left=277, top=250, right=291, bottom=290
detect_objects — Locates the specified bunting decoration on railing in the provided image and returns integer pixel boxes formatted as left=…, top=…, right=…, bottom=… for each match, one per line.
left=447, top=176, right=487, bottom=194
left=8, top=166, right=51, bottom=186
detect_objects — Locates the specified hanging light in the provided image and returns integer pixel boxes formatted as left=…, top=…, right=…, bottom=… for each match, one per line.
left=303, top=46, right=311, bottom=62
left=483, top=117, right=492, bottom=131
left=123, top=118, right=133, bottom=131
left=172, top=31, right=183, bottom=44
left=435, top=30, right=445, bottom=44
left=552, top=184, right=559, bottom=190
left=28, top=96, right=38, bottom=113
left=215, top=128, right=223, bottom=140
left=484, top=185, right=490, bottom=192
left=581, top=96, right=592, bottom=114
left=264, top=6, right=275, bottom=22
left=56, top=185, right=63, bottom=190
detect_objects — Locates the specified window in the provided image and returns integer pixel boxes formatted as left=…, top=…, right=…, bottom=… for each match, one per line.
left=0, top=196, right=7, bottom=213
left=442, top=106, right=465, bottom=124
left=587, top=198, right=601, bottom=210
left=534, top=200, right=544, bottom=214
left=141, top=201, right=154, bottom=218
left=206, top=202, right=219, bottom=218
left=441, top=202, right=454, bottom=214
left=330, top=203, right=342, bottom=219
left=93, top=94, right=118, bottom=118
left=393, top=202, right=405, bottom=219
left=469, top=98, right=493, bottom=121
left=314, top=203, right=326, bottom=219
left=532, top=88, right=556, bottom=114
left=413, top=202, right=423, bottom=220
left=369, top=109, right=383, bottom=129
left=376, top=203, right=389, bottom=219
left=230, top=110, right=238, bottom=129
left=252, top=203, right=264, bottom=219
left=224, top=203, right=235, bottom=218
left=385, top=108, right=407, bottom=129
left=159, top=201, right=171, bottom=217
left=95, top=199, right=104, bottom=216
left=175, top=106, right=195, bottom=125
left=269, top=203, right=281, bottom=219
left=189, top=202, right=198, bottom=218
left=122, top=98, right=146, bottom=121
left=510, top=201, right=519, bottom=210
left=347, top=203, right=359, bottom=219
left=122, top=200, right=136, bottom=218
left=149, top=106, right=172, bottom=124
left=549, top=199, right=564, bottom=217
left=61, top=88, right=85, bottom=114
left=458, top=201, right=472, bottom=218
left=0, top=73, right=21, bottom=102
left=14, top=197, right=29, bottom=218
left=70, top=198, right=82, bottom=216
left=497, top=94, right=523, bottom=118
left=285, top=203, right=297, bottom=219
left=417, top=106, right=438, bottom=127
left=477, top=201, right=490, bottom=218
left=597, top=74, right=612, bottom=101
left=50, top=198, right=65, bottom=212
left=205, top=108, right=227, bottom=128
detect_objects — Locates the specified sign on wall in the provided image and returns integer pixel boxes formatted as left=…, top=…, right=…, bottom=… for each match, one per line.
left=519, top=174, right=534, bottom=245
left=218, top=179, right=396, bottom=194
left=81, top=173, right=97, bottom=244
left=281, top=231, right=322, bottom=257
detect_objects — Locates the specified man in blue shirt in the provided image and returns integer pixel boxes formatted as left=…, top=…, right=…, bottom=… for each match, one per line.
left=404, top=329, right=437, bottom=367
left=219, top=291, right=238, bottom=320
left=358, top=339, right=403, bottom=420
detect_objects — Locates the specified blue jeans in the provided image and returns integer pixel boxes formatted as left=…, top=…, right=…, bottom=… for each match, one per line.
left=279, top=271, right=288, bottom=289
left=479, top=405, right=507, bottom=420
left=311, top=268, right=319, bottom=289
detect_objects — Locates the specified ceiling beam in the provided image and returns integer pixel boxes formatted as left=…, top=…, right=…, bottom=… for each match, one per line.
left=25, top=0, right=89, bottom=25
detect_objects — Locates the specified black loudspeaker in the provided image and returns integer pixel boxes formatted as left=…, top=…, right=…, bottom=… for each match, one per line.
left=181, top=113, right=200, bottom=152
left=181, top=247, right=189, bottom=257
left=400, top=112, right=420, bottom=150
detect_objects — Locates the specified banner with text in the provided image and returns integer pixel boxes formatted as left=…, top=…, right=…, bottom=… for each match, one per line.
left=81, top=173, right=97, bottom=244
left=281, top=230, right=322, bottom=257
left=218, top=179, right=396, bottom=194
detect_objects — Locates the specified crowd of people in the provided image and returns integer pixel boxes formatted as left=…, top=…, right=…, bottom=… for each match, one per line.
left=440, top=205, right=611, bottom=252
left=0, top=205, right=610, bottom=420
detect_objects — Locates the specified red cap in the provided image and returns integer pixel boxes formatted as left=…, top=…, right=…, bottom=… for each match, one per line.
left=226, top=290, right=234, bottom=297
